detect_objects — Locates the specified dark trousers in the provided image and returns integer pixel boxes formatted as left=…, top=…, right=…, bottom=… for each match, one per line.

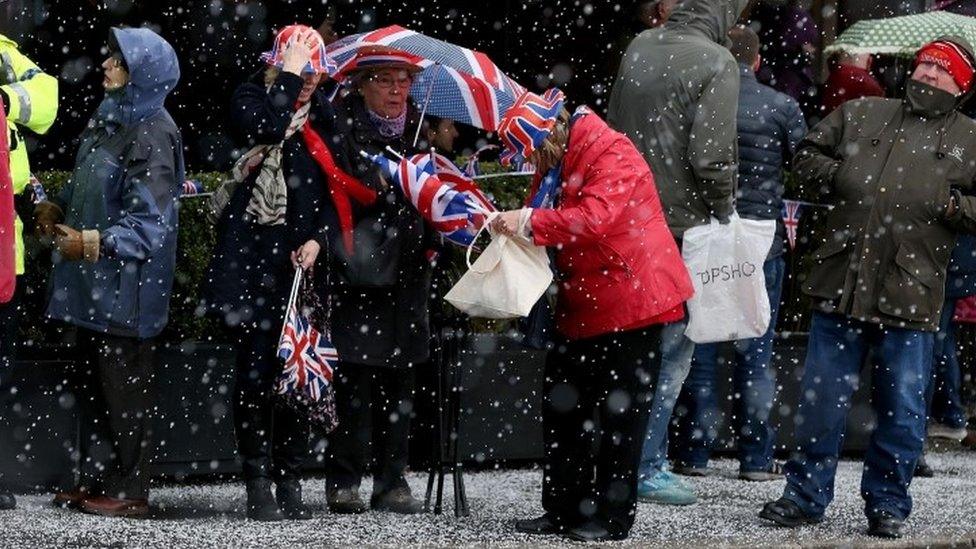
left=542, top=326, right=661, bottom=536
left=925, top=299, right=967, bottom=429
left=674, top=256, right=785, bottom=472
left=233, top=324, right=310, bottom=482
left=783, top=312, right=933, bottom=521
left=71, top=329, right=156, bottom=500
left=326, top=363, right=416, bottom=497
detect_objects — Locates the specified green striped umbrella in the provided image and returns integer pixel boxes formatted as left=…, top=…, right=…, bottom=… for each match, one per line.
left=825, top=10, right=976, bottom=57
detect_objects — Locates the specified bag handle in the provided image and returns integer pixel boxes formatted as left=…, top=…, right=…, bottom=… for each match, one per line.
left=277, top=267, right=303, bottom=345
left=465, top=211, right=500, bottom=269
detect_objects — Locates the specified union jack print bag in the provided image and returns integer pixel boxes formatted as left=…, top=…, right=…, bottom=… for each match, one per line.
left=275, top=264, right=339, bottom=433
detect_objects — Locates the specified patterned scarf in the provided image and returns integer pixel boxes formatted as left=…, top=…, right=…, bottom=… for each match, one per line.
left=368, top=108, right=407, bottom=139
left=242, top=101, right=311, bottom=225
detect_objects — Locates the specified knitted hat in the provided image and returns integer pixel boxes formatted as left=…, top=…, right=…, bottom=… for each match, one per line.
left=915, top=39, right=976, bottom=93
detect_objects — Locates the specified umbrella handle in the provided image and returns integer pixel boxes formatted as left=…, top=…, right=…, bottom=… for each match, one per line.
left=412, top=64, right=441, bottom=148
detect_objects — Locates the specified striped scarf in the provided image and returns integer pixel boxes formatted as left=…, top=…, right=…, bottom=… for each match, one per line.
left=242, top=101, right=311, bottom=225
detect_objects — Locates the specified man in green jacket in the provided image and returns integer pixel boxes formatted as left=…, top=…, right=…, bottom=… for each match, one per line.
left=0, top=32, right=58, bottom=512
left=760, top=37, right=976, bottom=539
left=607, top=0, right=750, bottom=505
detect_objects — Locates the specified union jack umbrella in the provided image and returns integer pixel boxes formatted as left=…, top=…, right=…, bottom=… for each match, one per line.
left=327, top=25, right=526, bottom=131
left=782, top=199, right=803, bottom=251
left=364, top=150, right=494, bottom=246
left=276, top=269, right=338, bottom=401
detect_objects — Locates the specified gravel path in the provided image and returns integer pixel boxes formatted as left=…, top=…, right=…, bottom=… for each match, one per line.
left=1, top=452, right=975, bottom=548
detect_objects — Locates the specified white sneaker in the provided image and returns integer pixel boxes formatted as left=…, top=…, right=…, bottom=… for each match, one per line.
left=928, top=423, right=968, bottom=441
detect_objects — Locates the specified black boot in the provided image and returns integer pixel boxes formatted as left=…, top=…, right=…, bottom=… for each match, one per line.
left=867, top=511, right=904, bottom=539
left=914, top=455, right=934, bottom=478
left=275, top=480, right=312, bottom=520
left=515, top=514, right=566, bottom=535
left=759, top=498, right=824, bottom=527
left=245, top=478, right=283, bottom=522
left=0, top=489, right=15, bottom=511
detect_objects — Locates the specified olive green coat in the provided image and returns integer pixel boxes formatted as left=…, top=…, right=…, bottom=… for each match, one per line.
left=795, top=69, right=976, bottom=331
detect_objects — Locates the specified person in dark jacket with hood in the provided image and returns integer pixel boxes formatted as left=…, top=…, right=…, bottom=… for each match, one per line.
left=672, top=25, right=807, bottom=484
left=760, top=37, right=976, bottom=539
left=204, top=25, right=339, bottom=522
left=607, top=0, right=751, bottom=506
left=319, top=48, right=432, bottom=517
left=31, top=27, right=182, bottom=519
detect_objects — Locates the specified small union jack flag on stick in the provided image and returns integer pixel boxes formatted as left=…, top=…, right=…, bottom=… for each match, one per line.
left=181, top=179, right=206, bottom=197
left=782, top=199, right=803, bottom=251
left=276, top=268, right=338, bottom=401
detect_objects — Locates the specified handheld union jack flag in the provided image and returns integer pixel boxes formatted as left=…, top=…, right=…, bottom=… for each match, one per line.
left=462, top=145, right=498, bottom=177
left=364, top=150, right=494, bottom=246
left=276, top=270, right=338, bottom=401
left=782, top=200, right=803, bottom=251
left=327, top=25, right=526, bottom=131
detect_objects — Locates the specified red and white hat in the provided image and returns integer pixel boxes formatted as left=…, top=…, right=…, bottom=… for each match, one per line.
left=260, top=25, right=336, bottom=75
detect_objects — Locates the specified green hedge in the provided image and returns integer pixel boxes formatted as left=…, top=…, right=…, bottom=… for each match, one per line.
left=21, top=166, right=817, bottom=344
left=21, top=164, right=535, bottom=343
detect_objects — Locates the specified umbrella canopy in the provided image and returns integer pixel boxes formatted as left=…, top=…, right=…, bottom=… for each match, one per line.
left=327, top=25, right=526, bottom=131
left=825, top=10, right=976, bottom=56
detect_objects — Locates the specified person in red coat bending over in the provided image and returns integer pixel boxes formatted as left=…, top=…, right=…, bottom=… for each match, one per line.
left=491, top=89, right=693, bottom=542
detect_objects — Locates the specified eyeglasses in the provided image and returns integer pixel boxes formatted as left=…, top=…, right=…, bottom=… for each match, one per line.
left=369, top=74, right=414, bottom=90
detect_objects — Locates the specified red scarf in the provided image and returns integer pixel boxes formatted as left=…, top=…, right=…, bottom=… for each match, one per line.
left=302, top=123, right=377, bottom=254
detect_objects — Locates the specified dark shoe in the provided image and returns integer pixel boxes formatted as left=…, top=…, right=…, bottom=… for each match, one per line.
left=371, top=487, right=423, bottom=514
left=564, top=521, right=628, bottom=542
left=914, top=456, right=934, bottom=478
left=740, top=461, right=786, bottom=482
left=79, top=496, right=149, bottom=518
left=759, top=498, right=823, bottom=527
left=867, top=511, right=904, bottom=539
left=327, top=487, right=368, bottom=514
left=0, top=490, right=15, bottom=510
left=673, top=464, right=710, bottom=477
left=275, top=480, right=312, bottom=520
left=514, top=514, right=566, bottom=535
left=245, top=478, right=283, bottom=522
left=52, top=486, right=91, bottom=509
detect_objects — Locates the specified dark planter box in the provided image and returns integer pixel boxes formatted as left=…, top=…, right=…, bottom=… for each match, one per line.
left=3, top=332, right=887, bottom=492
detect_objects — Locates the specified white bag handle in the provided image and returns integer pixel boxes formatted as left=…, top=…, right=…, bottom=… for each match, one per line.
left=465, top=211, right=500, bottom=270
left=277, top=267, right=303, bottom=344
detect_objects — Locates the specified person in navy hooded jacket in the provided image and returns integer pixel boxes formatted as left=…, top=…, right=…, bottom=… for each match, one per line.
left=34, top=27, right=183, bottom=518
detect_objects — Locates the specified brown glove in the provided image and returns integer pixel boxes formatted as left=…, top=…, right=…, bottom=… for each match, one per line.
left=54, top=224, right=100, bottom=262
left=34, top=201, right=65, bottom=237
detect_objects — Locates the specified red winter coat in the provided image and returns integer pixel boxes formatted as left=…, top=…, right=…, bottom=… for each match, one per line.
left=821, top=65, right=885, bottom=115
left=530, top=111, right=693, bottom=340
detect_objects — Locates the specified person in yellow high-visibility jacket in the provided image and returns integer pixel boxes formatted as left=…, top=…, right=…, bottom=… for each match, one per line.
left=1, top=34, right=58, bottom=273
left=0, top=33, right=58, bottom=512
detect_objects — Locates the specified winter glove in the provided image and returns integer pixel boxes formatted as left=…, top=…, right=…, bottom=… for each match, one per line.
left=34, top=200, right=64, bottom=237
left=13, top=188, right=36, bottom=233
left=54, top=224, right=100, bottom=262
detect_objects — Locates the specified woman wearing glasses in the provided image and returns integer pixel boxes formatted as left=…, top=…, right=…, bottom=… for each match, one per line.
left=318, top=47, right=434, bottom=516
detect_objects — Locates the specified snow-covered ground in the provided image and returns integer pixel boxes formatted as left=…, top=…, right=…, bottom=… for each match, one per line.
left=2, top=451, right=975, bottom=548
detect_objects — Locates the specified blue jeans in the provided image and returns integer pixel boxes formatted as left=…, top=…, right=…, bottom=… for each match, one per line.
left=637, top=315, right=696, bottom=479
left=783, top=312, right=934, bottom=521
left=673, top=257, right=786, bottom=472
left=925, top=299, right=967, bottom=429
